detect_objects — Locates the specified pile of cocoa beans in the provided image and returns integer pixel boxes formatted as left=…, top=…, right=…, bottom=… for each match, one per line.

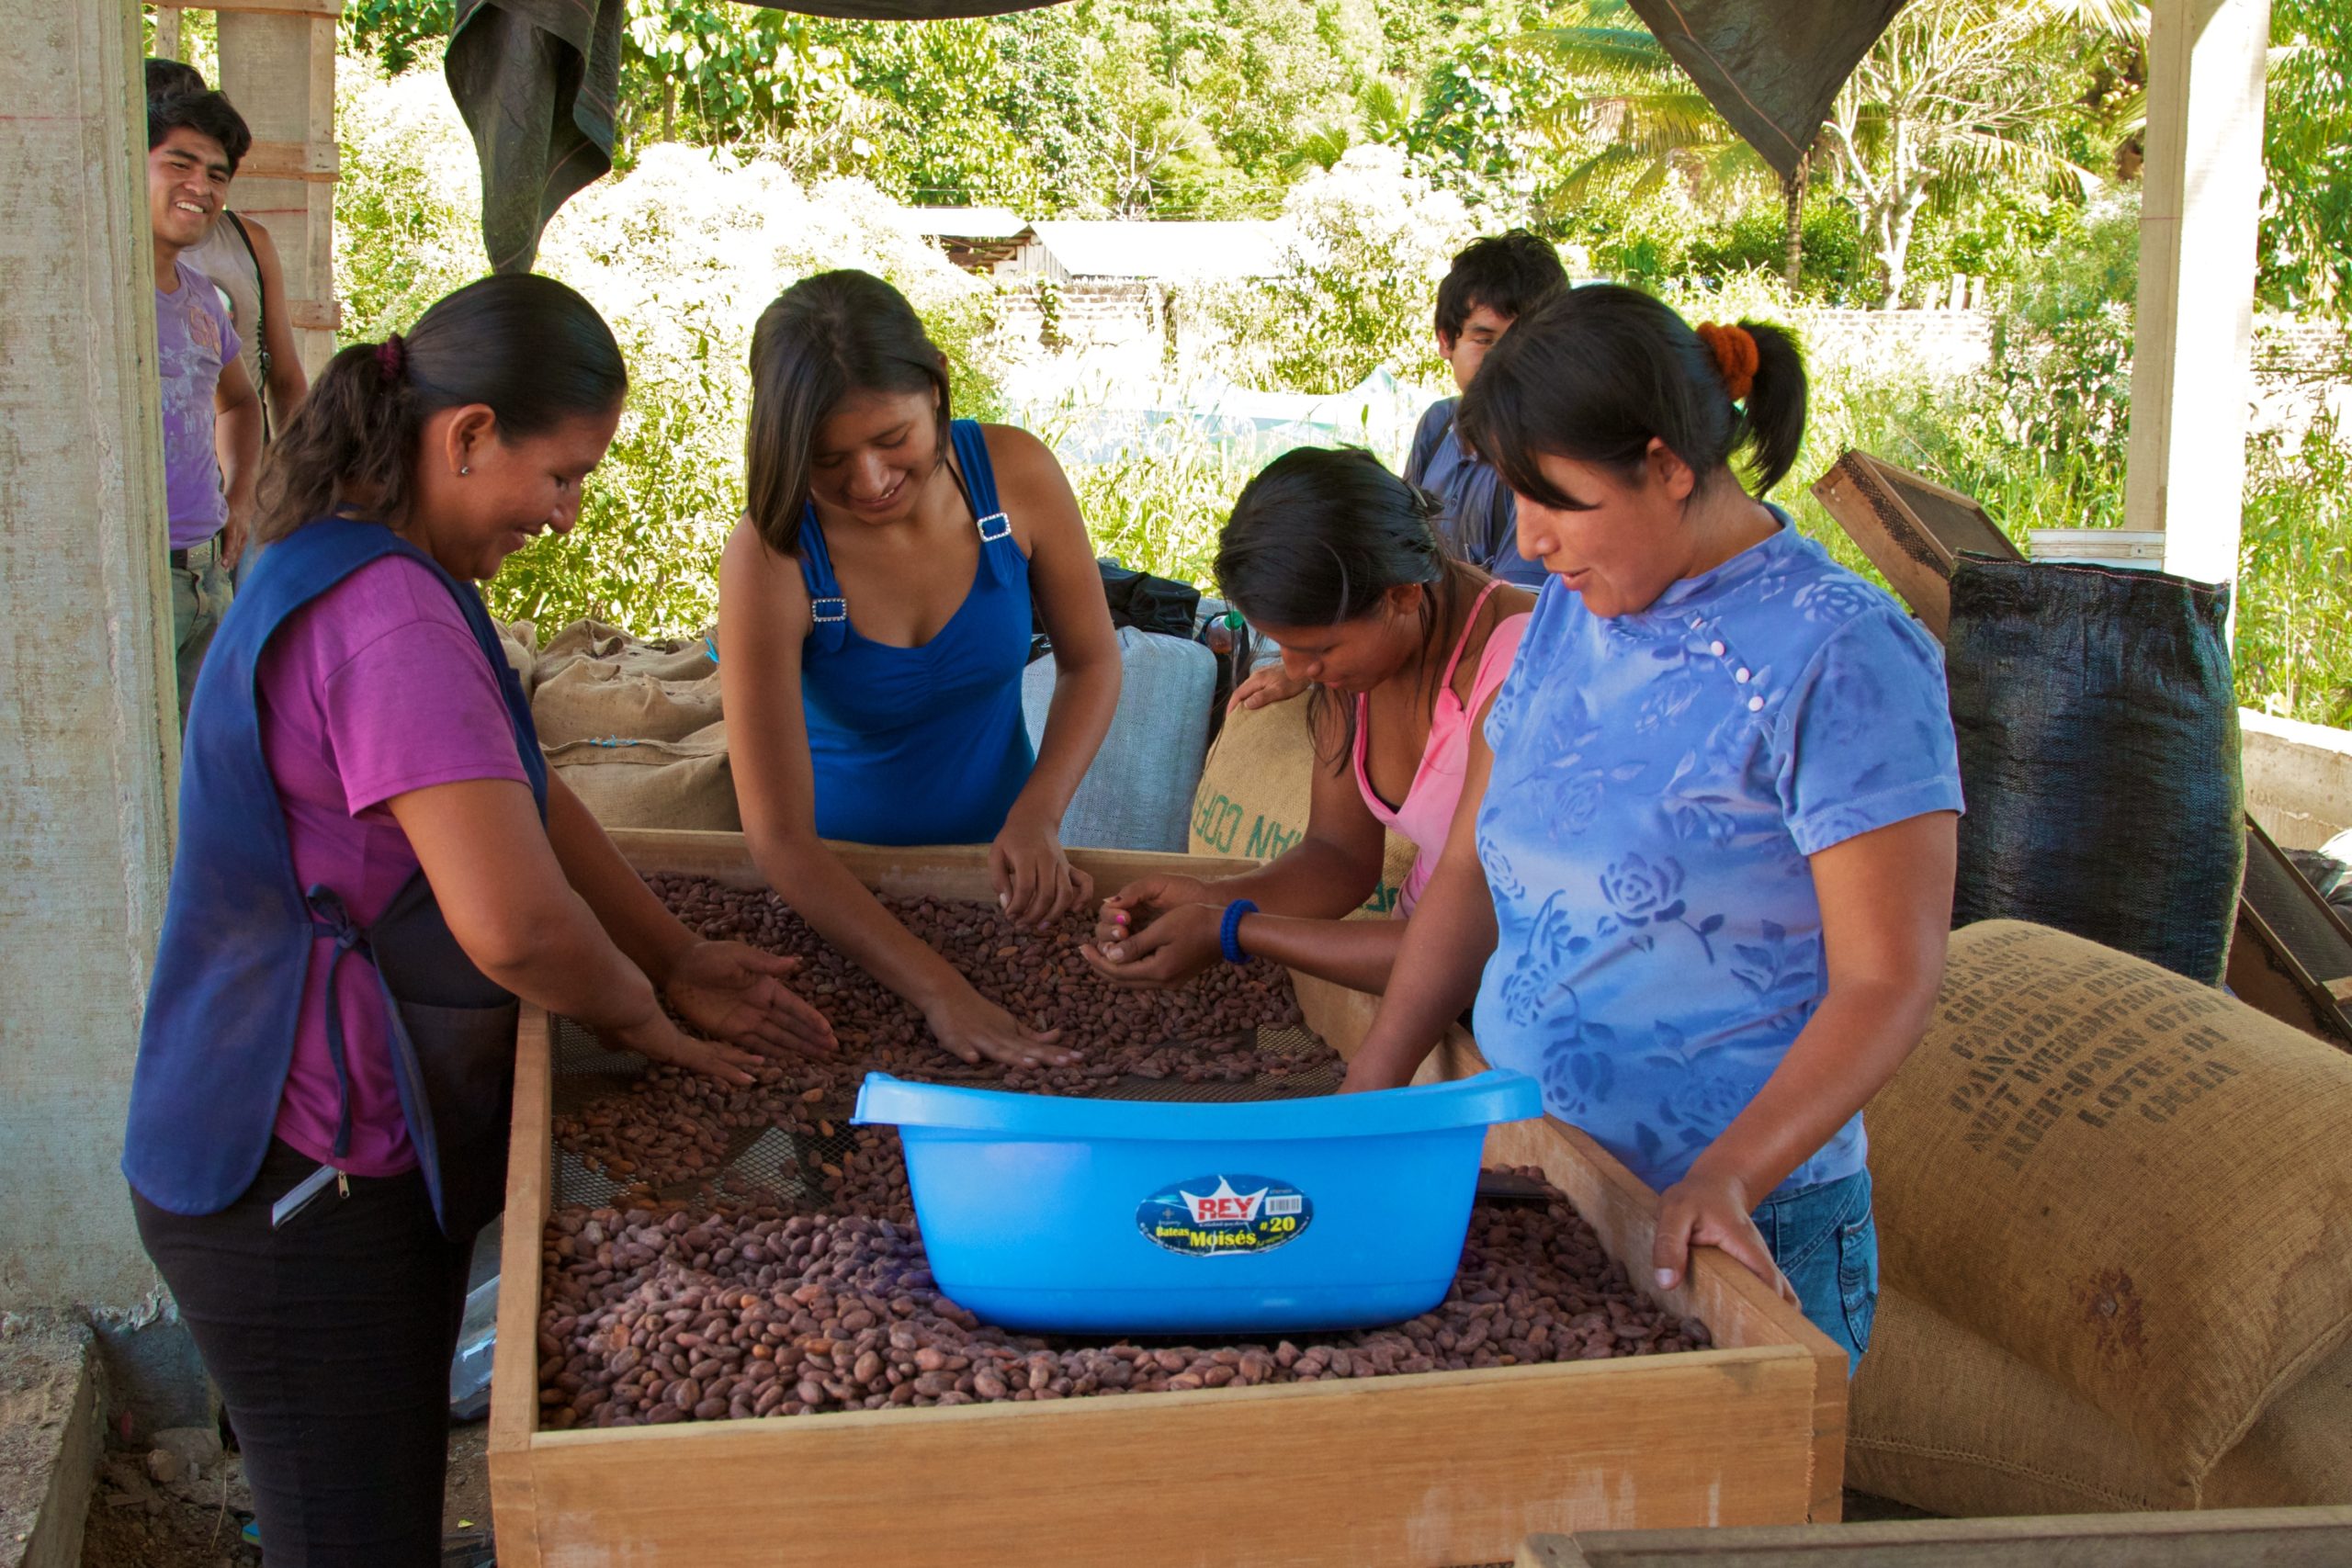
left=534, top=878, right=1710, bottom=1430
left=537, top=1167, right=1711, bottom=1429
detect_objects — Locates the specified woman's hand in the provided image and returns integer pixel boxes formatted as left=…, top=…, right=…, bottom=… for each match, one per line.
left=924, top=986, right=1080, bottom=1069
left=1229, top=663, right=1306, bottom=713
left=1091, top=873, right=1214, bottom=945
left=990, top=807, right=1093, bottom=930
left=1081, top=901, right=1224, bottom=988
left=610, top=1011, right=772, bottom=1089
left=1651, top=1168, right=1800, bottom=1307
left=662, top=941, right=837, bottom=1059
left=1339, top=1050, right=1423, bottom=1095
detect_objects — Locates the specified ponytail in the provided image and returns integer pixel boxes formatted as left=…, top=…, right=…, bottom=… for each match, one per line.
left=1458, top=283, right=1809, bottom=504
left=253, top=274, right=626, bottom=546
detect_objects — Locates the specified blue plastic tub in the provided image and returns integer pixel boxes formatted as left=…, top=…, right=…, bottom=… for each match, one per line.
left=851, top=1069, right=1543, bottom=1335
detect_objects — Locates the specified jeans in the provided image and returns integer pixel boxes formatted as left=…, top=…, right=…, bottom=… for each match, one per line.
left=1752, top=1166, right=1878, bottom=1375
left=170, top=543, right=232, bottom=725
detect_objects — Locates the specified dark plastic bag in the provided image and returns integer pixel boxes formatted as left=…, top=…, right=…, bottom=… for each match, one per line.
left=1946, top=556, right=2244, bottom=985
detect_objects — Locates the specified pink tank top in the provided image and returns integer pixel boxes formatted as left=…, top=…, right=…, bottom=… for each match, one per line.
left=1352, top=581, right=1530, bottom=916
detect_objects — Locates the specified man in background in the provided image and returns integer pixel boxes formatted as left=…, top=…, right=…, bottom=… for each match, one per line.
left=1228, top=230, right=1568, bottom=713
left=1402, top=229, right=1571, bottom=590
left=148, top=86, right=264, bottom=719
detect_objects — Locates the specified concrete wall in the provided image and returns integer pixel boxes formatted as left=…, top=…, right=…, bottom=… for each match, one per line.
left=0, top=3, right=178, bottom=1313
left=2243, top=709, right=2352, bottom=852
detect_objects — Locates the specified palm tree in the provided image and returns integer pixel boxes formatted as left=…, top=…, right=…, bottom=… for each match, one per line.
left=1519, top=6, right=1804, bottom=287
left=1822, top=0, right=2122, bottom=309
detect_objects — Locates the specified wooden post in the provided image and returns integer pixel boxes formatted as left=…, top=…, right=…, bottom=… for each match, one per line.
left=0, top=0, right=179, bottom=1306
left=154, top=6, right=184, bottom=59
left=2124, top=0, right=2271, bottom=591
left=157, top=0, right=344, bottom=376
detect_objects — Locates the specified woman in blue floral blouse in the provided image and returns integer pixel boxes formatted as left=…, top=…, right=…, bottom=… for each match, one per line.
left=1340, top=284, right=1962, bottom=1370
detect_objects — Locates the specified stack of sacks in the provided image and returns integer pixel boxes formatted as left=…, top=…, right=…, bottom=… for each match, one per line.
left=1850, top=920, right=2352, bottom=1513
left=529, top=619, right=737, bottom=832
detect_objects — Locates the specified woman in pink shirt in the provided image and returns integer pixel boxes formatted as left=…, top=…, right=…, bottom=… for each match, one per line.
left=1084, top=447, right=1532, bottom=992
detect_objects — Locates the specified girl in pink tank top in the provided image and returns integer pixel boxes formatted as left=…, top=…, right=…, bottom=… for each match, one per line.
left=1083, top=447, right=1534, bottom=994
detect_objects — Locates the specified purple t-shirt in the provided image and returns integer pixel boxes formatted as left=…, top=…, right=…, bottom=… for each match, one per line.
left=260, top=554, right=532, bottom=1176
left=158, top=257, right=243, bottom=549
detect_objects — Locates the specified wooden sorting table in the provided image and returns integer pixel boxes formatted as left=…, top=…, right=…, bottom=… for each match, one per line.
left=489, top=830, right=1849, bottom=1568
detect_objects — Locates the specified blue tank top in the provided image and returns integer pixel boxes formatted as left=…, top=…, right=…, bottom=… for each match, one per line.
left=797, top=419, right=1036, bottom=845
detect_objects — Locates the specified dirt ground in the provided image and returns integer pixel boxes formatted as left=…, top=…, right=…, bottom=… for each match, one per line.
left=77, top=1419, right=491, bottom=1568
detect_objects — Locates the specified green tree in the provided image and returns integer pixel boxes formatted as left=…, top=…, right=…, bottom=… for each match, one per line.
left=1822, top=0, right=2110, bottom=309
left=1519, top=4, right=1788, bottom=278
left=2262, top=0, right=2352, bottom=314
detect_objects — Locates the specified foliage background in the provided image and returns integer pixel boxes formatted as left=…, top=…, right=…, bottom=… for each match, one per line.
left=320, top=2, right=2352, bottom=724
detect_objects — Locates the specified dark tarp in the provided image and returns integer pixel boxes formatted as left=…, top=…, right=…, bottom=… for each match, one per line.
left=448, top=0, right=1908, bottom=270
left=1622, top=0, right=1907, bottom=179
left=447, top=1, right=1065, bottom=272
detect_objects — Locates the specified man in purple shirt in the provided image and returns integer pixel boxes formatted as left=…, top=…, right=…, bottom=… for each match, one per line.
left=149, top=87, right=263, bottom=720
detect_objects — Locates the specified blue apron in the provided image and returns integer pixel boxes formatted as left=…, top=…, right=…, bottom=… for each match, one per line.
left=124, top=517, right=548, bottom=1238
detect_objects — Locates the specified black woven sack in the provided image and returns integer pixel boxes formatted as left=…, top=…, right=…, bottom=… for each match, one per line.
left=1946, top=556, right=2244, bottom=984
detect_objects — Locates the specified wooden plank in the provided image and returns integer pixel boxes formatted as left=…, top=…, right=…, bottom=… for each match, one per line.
left=287, top=299, right=341, bottom=333
left=487, top=1008, right=553, bottom=1568
left=239, top=139, right=338, bottom=182
left=2126, top=0, right=2270, bottom=589
left=153, top=0, right=342, bottom=15
left=215, top=7, right=336, bottom=376
left=1480, top=1114, right=1849, bottom=1524
left=523, top=1349, right=1817, bottom=1568
left=1526, top=1504, right=2352, bottom=1566
left=1809, top=451, right=2020, bottom=639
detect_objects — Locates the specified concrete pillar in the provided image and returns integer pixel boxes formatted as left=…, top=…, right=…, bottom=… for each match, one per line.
left=0, top=0, right=178, bottom=1319
left=2125, top=0, right=2272, bottom=590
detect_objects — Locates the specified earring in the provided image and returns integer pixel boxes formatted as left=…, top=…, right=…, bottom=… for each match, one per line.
left=460, top=466, right=471, bottom=476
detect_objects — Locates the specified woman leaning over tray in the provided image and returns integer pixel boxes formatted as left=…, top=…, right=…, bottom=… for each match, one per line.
left=718, top=269, right=1121, bottom=1072
left=123, top=274, right=835, bottom=1567
left=1083, top=446, right=1532, bottom=995
left=1338, top=284, right=1963, bottom=1372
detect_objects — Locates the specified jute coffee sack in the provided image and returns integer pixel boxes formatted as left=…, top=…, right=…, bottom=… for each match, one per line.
left=1188, top=695, right=1414, bottom=915
left=1850, top=1287, right=2352, bottom=1514
left=1869, top=920, right=2352, bottom=1479
left=531, top=657, right=723, bottom=748
left=546, top=721, right=739, bottom=832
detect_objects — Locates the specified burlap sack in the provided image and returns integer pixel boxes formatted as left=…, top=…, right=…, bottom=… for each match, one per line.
left=531, top=658, right=723, bottom=748
left=2202, top=1333, right=2352, bottom=1507
left=546, top=720, right=739, bottom=831
left=1849, top=1285, right=2194, bottom=1515
left=1850, top=1286, right=2352, bottom=1516
left=535, top=618, right=718, bottom=686
left=496, top=618, right=538, bottom=696
left=1870, top=920, right=2352, bottom=1481
left=1188, top=694, right=1414, bottom=914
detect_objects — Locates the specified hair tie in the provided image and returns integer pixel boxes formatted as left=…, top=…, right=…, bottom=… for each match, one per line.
left=1694, top=321, right=1758, bottom=402
left=375, top=333, right=407, bottom=383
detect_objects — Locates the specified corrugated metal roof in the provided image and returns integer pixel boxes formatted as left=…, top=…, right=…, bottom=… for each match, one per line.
left=1018, top=220, right=1286, bottom=281
left=894, top=205, right=1030, bottom=239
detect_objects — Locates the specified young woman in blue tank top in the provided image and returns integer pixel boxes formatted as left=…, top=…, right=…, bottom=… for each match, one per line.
left=720, top=271, right=1122, bottom=1071
left=1340, top=286, right=1963, bottom=1371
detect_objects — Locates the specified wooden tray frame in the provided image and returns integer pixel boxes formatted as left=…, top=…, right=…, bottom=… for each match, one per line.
left=489, top=831, right=1847, bottom=1567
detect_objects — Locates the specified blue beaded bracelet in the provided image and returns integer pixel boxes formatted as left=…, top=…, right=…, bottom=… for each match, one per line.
left=1218, top=898, right=1259, bottom=964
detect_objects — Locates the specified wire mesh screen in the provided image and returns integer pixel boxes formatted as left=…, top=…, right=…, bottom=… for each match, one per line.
left=548, top=1015, right=1344, bottom=1213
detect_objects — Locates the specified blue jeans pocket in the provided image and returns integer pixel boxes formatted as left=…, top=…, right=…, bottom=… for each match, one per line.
left=1835, top=1177, right=1880, bottom=1357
